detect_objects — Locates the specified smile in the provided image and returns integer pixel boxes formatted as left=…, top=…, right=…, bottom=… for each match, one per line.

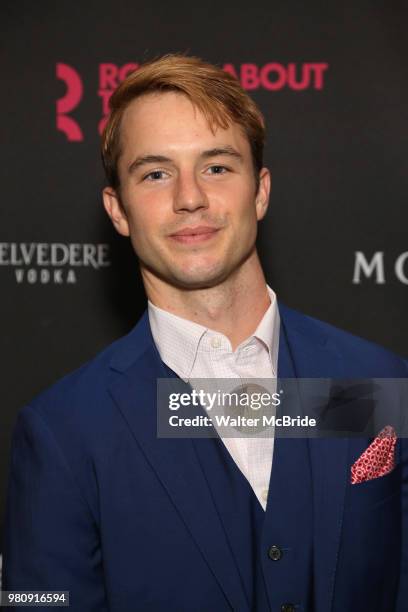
left=169, top=226, right=220, bottom=244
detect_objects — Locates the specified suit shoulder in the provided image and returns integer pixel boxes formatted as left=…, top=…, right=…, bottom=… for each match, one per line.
left=279, top=302, right=408, bottom=376
left=26, top=320, right=145, bottom=424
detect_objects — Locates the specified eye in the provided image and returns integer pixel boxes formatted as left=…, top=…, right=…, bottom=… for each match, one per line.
left=143, top=169, right=168, bottom=181
left=207, top=165, right=229, bottom=175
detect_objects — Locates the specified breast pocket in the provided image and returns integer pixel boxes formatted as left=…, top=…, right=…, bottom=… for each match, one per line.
left=347, top=462, right=401, bottom=511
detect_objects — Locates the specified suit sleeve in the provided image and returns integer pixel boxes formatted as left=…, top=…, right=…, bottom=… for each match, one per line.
left=2, top=405, right=108, bottom=611
left=396, top=364, right=408, bottom=610
left=395, top=440, right=408, bottom=611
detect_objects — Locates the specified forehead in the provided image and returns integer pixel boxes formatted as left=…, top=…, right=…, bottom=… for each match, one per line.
left=119, top=91, right=251, bottom=158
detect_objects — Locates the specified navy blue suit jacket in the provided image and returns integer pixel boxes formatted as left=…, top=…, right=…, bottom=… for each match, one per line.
left=3, top=303, right=408, bottom=611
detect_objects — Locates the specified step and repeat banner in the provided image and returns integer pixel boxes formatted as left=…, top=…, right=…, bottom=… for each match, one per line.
left=1, top=1, right=407, bottom=551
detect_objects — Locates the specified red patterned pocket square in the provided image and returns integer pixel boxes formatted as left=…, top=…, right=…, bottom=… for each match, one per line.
left=351, top=425, right=397, bottom=484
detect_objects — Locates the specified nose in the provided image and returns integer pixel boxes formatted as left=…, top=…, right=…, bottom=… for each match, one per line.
left=173, top=171, right=209, bottom=214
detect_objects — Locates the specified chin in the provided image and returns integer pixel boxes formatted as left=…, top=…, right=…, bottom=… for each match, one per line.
left=169, top=266, right=232, bottom=290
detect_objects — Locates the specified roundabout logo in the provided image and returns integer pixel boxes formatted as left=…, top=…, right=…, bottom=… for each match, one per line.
left=56, top=63, right=84, bottom=142
left=56, top=60, right=329, bottom=142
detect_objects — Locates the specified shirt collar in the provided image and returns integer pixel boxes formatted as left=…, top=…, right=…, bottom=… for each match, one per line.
left=253, top=285, right=280, bottom=376
left=148, top=284, right=279, bottom=379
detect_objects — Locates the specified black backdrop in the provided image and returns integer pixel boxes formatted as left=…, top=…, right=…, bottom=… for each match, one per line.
left=1, top=0, right=407, bottom=553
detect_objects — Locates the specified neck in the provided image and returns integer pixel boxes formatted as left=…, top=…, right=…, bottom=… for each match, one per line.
left=143, top=251, right=271, bottom=350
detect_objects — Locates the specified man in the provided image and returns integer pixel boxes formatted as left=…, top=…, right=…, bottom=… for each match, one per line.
left=3, top=54, right=407, bottom=611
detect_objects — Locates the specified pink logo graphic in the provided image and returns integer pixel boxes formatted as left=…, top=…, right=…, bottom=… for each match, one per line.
left=57, top=60, right=329, bottom=143
left=98, top=63, right=138, bottom=134
left=223, top=62, right=328, bottom=90
left=56, top=63, right=84, bottom=141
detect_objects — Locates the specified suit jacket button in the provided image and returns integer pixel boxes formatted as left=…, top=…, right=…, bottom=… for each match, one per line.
left=281, top=605, right=295, bottom=612
left=268, top=544, right=283, bottom=561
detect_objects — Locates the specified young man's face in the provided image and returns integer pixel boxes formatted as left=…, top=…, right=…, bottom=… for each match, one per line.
left=103, top=91, right=270, bottom=290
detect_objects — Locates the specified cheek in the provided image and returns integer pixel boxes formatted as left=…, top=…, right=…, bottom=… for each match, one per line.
left=209, top=182, right=255, bottom=213
left=130, top=211, right=158, bottom=239
left=124, top=194, right=164, bottom=236
left=227, top=189, right=258, bottom=225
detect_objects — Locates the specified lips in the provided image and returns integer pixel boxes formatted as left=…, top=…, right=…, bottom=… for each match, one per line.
left=169, top=225, right=220, bottom=244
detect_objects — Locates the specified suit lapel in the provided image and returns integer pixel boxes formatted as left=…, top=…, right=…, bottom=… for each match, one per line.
left=108, top=314, right=249, bottom=612
left=279, top=303, right=349, bottom=612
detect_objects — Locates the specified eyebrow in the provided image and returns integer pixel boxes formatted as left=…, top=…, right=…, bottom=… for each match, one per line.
left=127, top=145, right=243, bottom=174
left=201, top=146, right=243, bottom=161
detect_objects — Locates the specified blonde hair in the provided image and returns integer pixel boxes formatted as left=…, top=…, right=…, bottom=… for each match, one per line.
left=101, top=53, right=265, bottom=191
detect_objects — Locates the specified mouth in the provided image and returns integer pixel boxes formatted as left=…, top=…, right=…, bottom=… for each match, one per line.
left=169, top=226, right=220, bottom=244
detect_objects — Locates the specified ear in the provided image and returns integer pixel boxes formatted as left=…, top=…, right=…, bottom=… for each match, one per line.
left=103, top=187, right=130, bottom=237
left=255, top=167, right=271, bottom=221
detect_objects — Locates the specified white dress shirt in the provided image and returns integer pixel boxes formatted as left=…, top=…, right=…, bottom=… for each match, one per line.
left=148, top=285, right=280, bottom=510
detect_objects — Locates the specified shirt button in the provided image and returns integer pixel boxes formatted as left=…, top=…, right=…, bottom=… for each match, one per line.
left=211, top=336, right=221, bottom=348
left=281, top=605, right=296, bottom=612
left=261, top=489, right=268, bottom=502
left=268, top=545, right=283, bottom=561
